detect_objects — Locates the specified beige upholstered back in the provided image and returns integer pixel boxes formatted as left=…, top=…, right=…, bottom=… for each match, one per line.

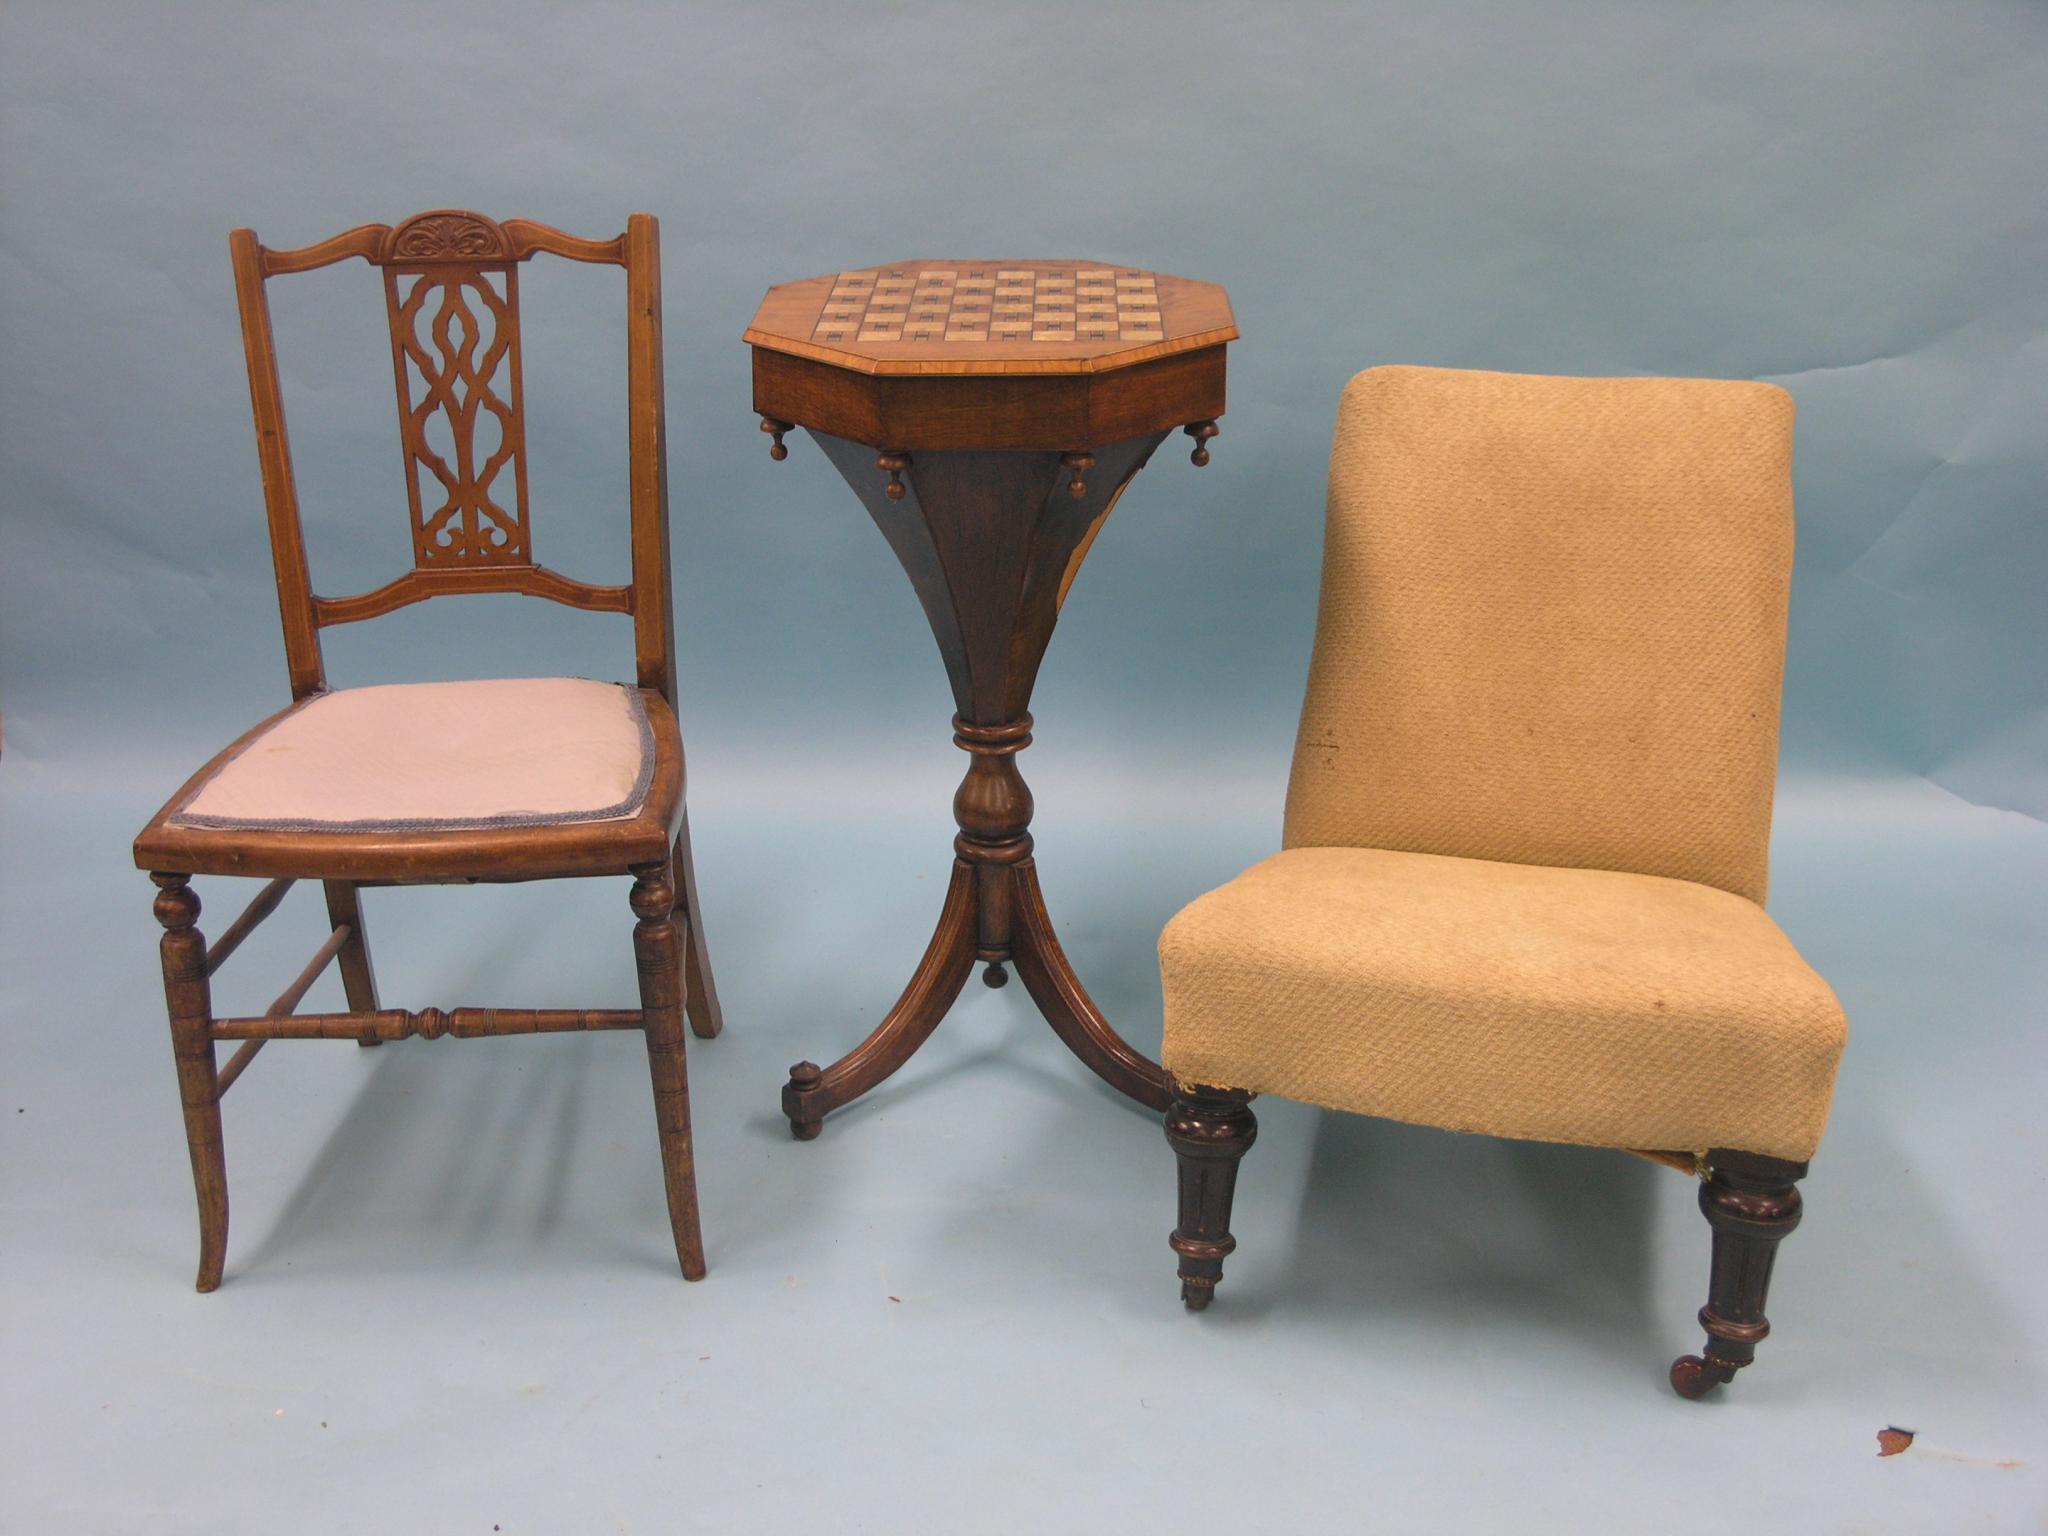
left=1283, top=366, right=1796, bottom=904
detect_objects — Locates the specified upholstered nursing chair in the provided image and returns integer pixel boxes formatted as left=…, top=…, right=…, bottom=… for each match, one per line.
left=133, top=210, right=724, bottom=1290
left=1158, top=365, right=1848, bottom=1398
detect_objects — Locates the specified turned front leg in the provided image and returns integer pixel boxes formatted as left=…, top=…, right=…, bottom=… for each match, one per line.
left=632, top=861, right=706, bottom=1280
left=153, top=873, right=228, bottom=1292
left=1670, top=1149, right=1807, bottom=1398
left=1165, top=1086, right=1257, bottom=1310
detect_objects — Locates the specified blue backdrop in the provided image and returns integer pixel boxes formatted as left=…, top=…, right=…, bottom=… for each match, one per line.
left=2, top=4, right=2042, bottom=1532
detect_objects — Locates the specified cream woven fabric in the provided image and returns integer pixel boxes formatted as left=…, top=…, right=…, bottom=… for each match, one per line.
left=172, top=677, right=655, bottom=832
left=1161, top=847, right=1846, bottom=1162
left=1284, top=366, right=1796, bottom=902
left=1162, top=366, right=1847, bottom=1162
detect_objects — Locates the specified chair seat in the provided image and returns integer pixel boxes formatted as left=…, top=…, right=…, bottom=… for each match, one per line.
left=1159, top=846, right=1847, bottom=1163
left=134, top=678, right=684, bottom=882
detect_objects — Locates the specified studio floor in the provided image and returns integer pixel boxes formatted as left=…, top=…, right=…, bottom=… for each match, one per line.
left=3, top=755, right=2042, bottom=1533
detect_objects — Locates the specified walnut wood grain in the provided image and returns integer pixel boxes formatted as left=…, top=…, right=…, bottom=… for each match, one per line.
left=321, top=879, right=382, bottom=1045
left=781, top=861, right=980, bottom=1139
left=633, top=860, right=706, bottom=1280
left=153, top=875, right=228, bottom=1291
left=752, top=344, right=1226, bottom=455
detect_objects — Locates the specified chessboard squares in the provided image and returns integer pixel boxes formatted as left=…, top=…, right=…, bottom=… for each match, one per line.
left=807, top=262, right=1185, bottom=348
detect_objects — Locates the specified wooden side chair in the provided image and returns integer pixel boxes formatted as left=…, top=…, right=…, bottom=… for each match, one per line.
left=1158, top=365, right=1849, bottom=1397
left=134, top=209, right=725, bottom=1290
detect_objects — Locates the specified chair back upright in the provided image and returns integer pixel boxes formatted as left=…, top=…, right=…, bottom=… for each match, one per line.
left=1283, top=365, right=1796, bottom=904
left=227, top=208, right=678, bottom=707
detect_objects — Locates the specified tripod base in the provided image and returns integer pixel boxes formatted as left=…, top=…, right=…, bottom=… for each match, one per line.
left=782, top=851, right=1170, bottom=1139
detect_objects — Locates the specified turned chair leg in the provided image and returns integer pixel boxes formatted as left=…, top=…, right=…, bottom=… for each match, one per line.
left=322, top=880, right=383, bottom=1046
left=632, top=861, right=707, bottom=1280
left=1670, top=1149, right=1808, bottom=1399
left=152, top=873, right=228, bottom=1292
left=1165, top=1086, right=1257, bottom=1311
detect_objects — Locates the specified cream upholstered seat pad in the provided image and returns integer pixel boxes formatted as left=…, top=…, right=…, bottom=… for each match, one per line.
left=172, top=678, right=657, bottom=832
left=1160, top=847, right=1847, bottom=1163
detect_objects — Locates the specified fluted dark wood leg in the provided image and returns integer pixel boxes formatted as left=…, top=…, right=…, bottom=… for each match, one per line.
left=153, top=873, right=228, bottom=1292
left=632, top=861, right=705, bottom=1280
left=1670, top=1148, right=1807, bottom=1398
left=1166, top=1086, right=1257, bottom=1310
left=321, top=880, right=382, bottom=1045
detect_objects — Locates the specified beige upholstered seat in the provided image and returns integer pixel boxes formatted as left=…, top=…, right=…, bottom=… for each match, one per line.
left=1157, top=365, right=1848, bottom=1398
left=1162, top=847, right=1844, bottom=1163
left=171, top=678, right=655, bottom=832
left=1161, top=365, right=1847, bottom=1160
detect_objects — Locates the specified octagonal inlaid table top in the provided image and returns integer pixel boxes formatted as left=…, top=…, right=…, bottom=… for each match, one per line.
left=743, top=260, right=1237, bottom=376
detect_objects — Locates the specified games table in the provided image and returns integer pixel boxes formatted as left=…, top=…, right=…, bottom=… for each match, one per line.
left=744, top=260, right=1236, bottom=1138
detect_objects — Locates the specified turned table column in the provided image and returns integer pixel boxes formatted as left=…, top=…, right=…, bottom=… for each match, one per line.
left=744, top=260, right=1236, bottom=1139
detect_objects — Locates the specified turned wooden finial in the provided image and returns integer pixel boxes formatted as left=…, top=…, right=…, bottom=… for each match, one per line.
left=783, top=1060, right=826, bottom=1141
left=877, top=450, right=912, bottom=500
left=1060, top=451, right=1095, bottom=500
left=759, top=417, right=791, bottom=461
left=151, top=871, right=200, bottom=931
left=1184, top=420, right=1219, bottom=466
left=629, top=867, right=676, bottom=924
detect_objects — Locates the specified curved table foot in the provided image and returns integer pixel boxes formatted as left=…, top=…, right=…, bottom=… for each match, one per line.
left=781, top=860, right=978, bottom=1138
left=1669, top=1354, right=1732, bottom=1399
left=1010, top=858, right=1171, bottom=1112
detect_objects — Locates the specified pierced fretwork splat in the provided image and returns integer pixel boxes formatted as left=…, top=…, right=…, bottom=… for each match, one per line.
left=383, top=254, right=531, bottom=566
